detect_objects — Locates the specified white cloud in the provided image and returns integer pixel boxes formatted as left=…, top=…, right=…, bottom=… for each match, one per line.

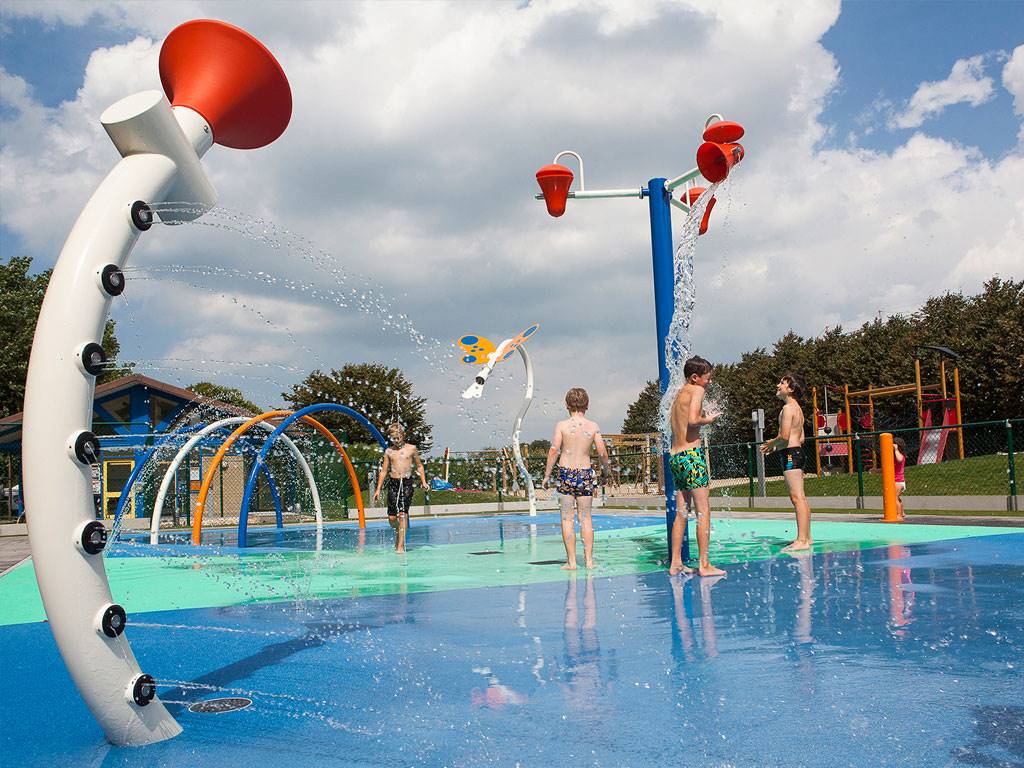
left=890, top=54, right=995, bottom=129
left=1003, top=44, right=1024, bottom=116
left=2, top=0, right=1021, bottom=451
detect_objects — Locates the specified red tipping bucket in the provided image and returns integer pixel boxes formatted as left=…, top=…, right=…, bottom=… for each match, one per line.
left=536, top=164, right=574, bottom=217
left=685, top=187, right=716, bottom=236
left=703, top=120, right=745, bottom=143
left=696, top=141, right=744, bottom=184
left=160, top=19, right=292, bottom=149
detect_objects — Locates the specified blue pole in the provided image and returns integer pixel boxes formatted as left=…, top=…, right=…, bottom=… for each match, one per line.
left=646, top=177, right=689, bottom=564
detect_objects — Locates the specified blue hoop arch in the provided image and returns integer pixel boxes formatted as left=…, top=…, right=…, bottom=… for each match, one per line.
left=238, top=404, right=387, bottom=547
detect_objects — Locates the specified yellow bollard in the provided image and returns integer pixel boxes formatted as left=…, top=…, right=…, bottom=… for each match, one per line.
left=880, top=432, right=900, bottom=522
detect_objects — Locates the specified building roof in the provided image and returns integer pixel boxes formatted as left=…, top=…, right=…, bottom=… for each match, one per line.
left=0, top=374, right=257, bottom=447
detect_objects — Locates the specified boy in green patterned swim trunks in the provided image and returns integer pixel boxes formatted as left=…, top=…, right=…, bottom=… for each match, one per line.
left=542, top=388, right=613, bottom=570
left=668, top=356, right=725, bottom=577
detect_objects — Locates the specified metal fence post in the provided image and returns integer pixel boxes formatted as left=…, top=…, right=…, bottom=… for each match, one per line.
left=854, top=433, right=865, bottom=510
left=746, top=442, right=755, bottom=508
left=496, top=460, right=503, bottom=510
left=1007, top=420, right=1018, bottom=512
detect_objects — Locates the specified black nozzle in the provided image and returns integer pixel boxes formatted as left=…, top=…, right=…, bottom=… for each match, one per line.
left=73, top=432, right=101, bottom=465
left=80, top=343, right=107, bottom=376
left=130, top=201, right=153, bottom=231
left=131, top=674, right=156, bottom=707
left=100, top=265, right=125, bottom=296
left=475, top=376, right=486, bottom=386
left=79, top=521, right=107, bottom=555
left=100, top=604, right=127, bottom=638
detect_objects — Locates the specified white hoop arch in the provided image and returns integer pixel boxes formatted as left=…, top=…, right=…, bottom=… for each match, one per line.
left=150, top=417, right=322, bottom=549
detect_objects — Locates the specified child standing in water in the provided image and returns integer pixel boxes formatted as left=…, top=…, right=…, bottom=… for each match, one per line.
left=373, top=423, right=428, bottom=554
left=761, top=372, right=812, bottom=551
left=542, top=388, right=612, bottom=570
left=668, top=356, right=724, bottom=577
left=893, top=436, right=907, bottom=521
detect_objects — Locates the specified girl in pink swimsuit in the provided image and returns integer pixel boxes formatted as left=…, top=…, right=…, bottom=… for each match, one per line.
left=893, top=437, right=907, bottom=521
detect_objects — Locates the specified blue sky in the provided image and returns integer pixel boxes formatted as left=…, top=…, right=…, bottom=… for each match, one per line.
left=820, top=1, right=1023, bottom=157
left=1, top=1, right=1021, bottom=449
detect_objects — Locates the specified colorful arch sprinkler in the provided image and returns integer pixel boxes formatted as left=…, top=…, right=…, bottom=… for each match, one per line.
left=19, top=20, right=290, bottom=746
left=533, top=115, right=746, bottom=563
left=458, top=324, right=540, bottom=515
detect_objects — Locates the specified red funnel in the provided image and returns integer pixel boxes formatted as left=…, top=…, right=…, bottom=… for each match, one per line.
left=685, top=187, right=716, bottom=236
left=696, top=141, right=744, bottom=183
left=160, top=19, right=292, bottom=149
left=536, top=164, right=574, bottom=217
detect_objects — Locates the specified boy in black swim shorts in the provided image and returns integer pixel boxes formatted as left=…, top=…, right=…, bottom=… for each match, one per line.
left=761, top=372, right=812, bottom=552
left=542, top=388, right=612, bottom=570
left=373, top=423, right=429, bottom=554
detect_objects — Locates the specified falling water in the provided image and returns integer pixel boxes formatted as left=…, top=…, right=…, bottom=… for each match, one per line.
left=656, top=184, right=719, bottom=447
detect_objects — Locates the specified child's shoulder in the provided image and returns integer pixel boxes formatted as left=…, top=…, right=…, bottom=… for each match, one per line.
left=404, top=442, right=418, bottom=451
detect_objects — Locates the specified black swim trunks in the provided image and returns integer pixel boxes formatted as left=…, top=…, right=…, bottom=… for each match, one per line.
left=386, top=476, right=414, bottom=516
left=783, top=446, right=805, bottom=472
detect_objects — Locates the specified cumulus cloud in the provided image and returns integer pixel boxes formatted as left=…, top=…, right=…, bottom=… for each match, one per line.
left=1, top=0, right=1021, bottom=450
left=1003, top=44, right=1024, bottom=116
left=890, top=54, right=995, bottom=129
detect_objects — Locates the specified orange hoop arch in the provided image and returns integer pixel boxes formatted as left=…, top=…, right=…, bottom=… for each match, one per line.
left=192, top=409, right=366, bottom=544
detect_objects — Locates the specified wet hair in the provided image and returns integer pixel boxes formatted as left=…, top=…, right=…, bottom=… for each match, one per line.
left=893, top=436, right=907, bottom=454
left=781, top=372, right=805, bottom=400
left=565, top=388, right=589, bottom=412
left=683, top=356, right=713, bottom=380
left=387, top=422, right=405, bottom=442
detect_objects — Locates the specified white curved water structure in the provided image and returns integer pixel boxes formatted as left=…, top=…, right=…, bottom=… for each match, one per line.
left=21, top=93, right=214, bottom=746
left=510, top=345, right=537, bottom=516
left=462, top=338, right=537, bottom=516
left=150, top=417, right=323, bottom=549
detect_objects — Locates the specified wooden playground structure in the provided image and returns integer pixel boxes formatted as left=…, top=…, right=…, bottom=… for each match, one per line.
left=811, top=346, right=965, bottom=474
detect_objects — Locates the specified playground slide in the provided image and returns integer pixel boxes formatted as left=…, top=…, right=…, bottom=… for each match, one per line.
left=918, top=406, right=956, bottom=464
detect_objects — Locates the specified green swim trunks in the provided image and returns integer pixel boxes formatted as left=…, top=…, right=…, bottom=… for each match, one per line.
left=669, top=447, right=710, bottom=491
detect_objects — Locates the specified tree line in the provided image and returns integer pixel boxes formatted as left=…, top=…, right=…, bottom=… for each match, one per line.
left=621, top=278, right=1023, bottom=445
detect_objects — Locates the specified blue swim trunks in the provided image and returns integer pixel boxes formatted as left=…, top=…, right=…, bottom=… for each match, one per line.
left=669, top=447, right=710, bottom=491
left=557, top=467, right=597, bottom=497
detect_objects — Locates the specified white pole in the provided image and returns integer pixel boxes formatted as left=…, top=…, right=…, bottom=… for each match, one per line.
left=21, top=92, right=215, bottom=746
left=511, top=346, right=537, bottom=516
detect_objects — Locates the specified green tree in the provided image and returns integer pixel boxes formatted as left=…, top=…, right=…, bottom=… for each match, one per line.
left=1, top=256, right=132, bottom=416
left=282, top=363, right=433, bottom=451
left=621, top=380, right=660, bottom=433
left=189, top=381, right=262, bottom=413
left=528, top=438, right=552, bottom=454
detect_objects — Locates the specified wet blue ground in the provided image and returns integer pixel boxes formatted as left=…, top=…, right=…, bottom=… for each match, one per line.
left=3, top=530, right=1022, bottom=767
left=129, top=513, right=655, bottom=552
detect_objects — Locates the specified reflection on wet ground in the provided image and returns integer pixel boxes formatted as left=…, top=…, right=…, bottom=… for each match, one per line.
left=1, top=528, right=1021, bottom=767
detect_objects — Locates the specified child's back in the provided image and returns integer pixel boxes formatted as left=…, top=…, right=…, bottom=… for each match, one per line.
left=556, top=416, right=601, bottom=468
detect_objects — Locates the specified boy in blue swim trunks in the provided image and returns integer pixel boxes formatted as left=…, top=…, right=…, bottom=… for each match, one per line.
left=668, top=356, right=725, bottom=577
left=542, top=388, right=612, bottom=570
left=761, top=372, right=812, bottom=552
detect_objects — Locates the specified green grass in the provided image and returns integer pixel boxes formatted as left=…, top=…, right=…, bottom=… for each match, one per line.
left=712, top=451, right=1020, bottom=497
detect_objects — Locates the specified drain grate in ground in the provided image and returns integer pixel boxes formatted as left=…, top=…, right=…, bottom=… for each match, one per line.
left=469, top=550, right=501, bottom=555
left=188, top=697, right=253, bottom=714
left=528, top=559, right=567, bottom=565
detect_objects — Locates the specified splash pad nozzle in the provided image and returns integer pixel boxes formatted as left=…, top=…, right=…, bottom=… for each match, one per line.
left=531, top=114, right=748, bottom=562
left=20, top=19, right=290, bottom=747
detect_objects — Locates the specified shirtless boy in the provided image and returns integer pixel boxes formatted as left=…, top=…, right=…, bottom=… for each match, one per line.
left=542, top=388, right=612, bottom=570
left=668, top=356, right=725, bottom=577
left=760, top=372, right=812, bottom=552
left=373, top=423, right=428, bottom=554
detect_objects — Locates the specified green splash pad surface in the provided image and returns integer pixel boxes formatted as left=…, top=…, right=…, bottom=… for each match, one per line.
left=0, top=517, right=1018, bottom=626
